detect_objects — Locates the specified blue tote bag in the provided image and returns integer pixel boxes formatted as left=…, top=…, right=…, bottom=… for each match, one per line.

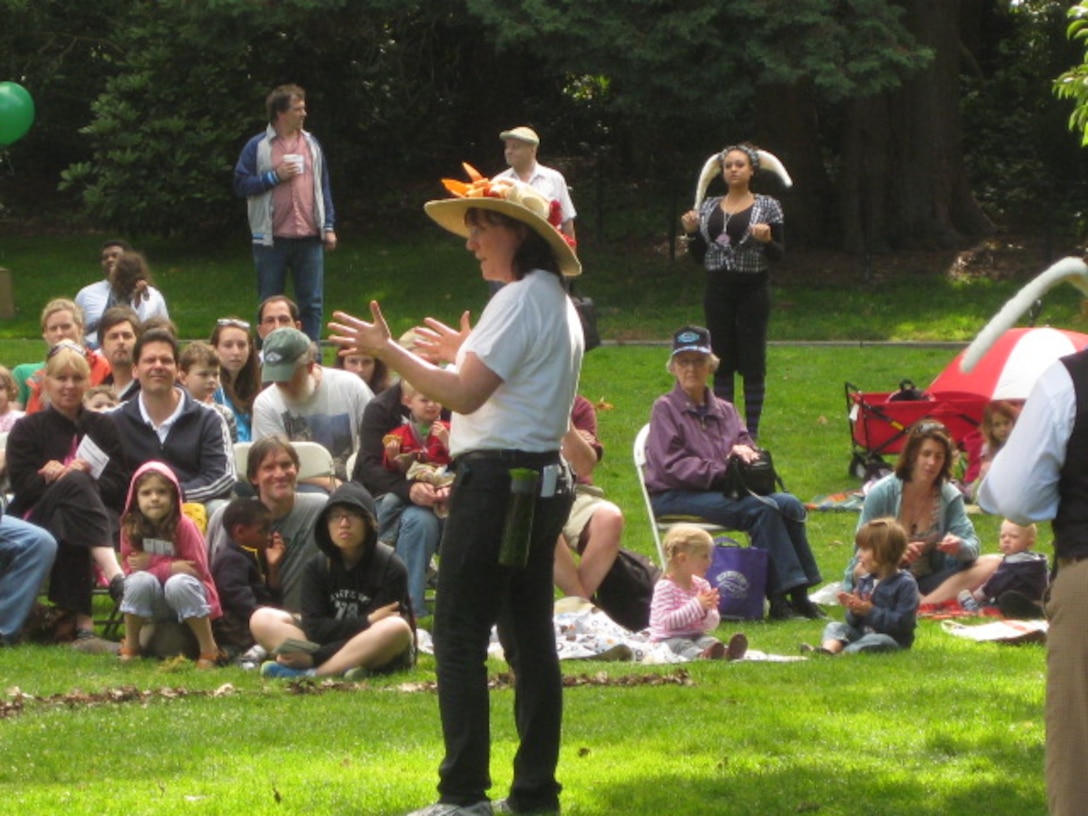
left=707, top=538, right=768, bottom=621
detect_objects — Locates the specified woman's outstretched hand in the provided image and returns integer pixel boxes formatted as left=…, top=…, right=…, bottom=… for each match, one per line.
left=329, top=302, right=392, bottom=358
left=414, top=311, right=471, bottom=365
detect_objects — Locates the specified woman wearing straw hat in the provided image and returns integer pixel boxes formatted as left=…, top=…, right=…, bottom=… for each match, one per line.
left=330, top=167, right=583, bottom=816
left=680, top=143, right=792, bottom=440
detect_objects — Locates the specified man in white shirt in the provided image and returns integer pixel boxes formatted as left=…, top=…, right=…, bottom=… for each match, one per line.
left=252, top=327, right=372, bottom=490
left=979, top=352, right=1088, bottom=816
left=75, top=239, right=131, bottom=349
left=496, top=126, right=577, bottom=240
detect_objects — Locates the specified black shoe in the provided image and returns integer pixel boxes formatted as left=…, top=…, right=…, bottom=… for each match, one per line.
left=108, top=574, right=125, bottom=604
left=791, top=597, right=828, bottom=620
left=997, top=590, right=1044, bottom=620
left=768, top=597, right=800, bottom=620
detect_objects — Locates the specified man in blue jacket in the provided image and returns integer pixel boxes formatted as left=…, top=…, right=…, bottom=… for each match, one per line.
left=233, top=84, right=336, bottom=343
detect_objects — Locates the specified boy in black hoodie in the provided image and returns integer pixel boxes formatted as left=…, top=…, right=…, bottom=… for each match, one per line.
left=260, top=482, right=414, bottom=679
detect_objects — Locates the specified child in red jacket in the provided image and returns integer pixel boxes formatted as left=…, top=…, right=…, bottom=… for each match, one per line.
left=382, top=381, right=452, bottom=515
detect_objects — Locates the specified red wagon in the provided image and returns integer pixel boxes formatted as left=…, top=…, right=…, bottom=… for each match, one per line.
left=844, top=381, right=987, bottom=479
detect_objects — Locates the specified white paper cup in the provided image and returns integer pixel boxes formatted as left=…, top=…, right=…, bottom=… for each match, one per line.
left=283, top=153, right=304, bottom=174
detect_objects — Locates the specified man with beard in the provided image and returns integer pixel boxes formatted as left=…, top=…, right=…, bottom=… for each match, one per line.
left=98, top=306, right=141, bottom=401
left=252, top=327, right=371, bottom=491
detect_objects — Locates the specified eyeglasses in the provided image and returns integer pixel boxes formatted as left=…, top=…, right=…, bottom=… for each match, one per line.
left=912, top=420, right=947, bottom=436
left=48, top=340, right=86, bottom=358
left=328, top=509, right=365, bottom=524
left=673, top=356, right=709, bottom=368
left=217, top=318, right=251, bottom=330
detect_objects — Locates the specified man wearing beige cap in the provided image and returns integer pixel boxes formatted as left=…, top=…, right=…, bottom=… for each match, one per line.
left=496, top=126, right=577, bottom=239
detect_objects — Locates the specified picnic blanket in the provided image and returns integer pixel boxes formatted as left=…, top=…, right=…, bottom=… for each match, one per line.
left=415, top=600, right=805, bottom=663
left=941, top=618, right=1047, bottom=645
left=805, top=492, right=865, bottom=512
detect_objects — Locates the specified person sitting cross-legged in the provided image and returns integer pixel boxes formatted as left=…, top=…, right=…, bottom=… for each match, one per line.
left=257, top=482, right=414, bottom=680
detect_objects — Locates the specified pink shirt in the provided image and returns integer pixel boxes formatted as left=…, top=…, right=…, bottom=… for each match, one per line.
left=271, top=137, right=318, bottom=239
left=649, top=575, right=721, bottom=640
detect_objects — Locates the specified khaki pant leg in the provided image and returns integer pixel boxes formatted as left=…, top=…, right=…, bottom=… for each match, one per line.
left=1046, top=559, right=1088, bottom=815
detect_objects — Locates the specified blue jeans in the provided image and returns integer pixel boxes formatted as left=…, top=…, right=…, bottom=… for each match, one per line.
left=0, top=517, right=57, bottom=643
left=253, top=236, right=324, bottom=342
left=395, top=501, right=442, bottom=619
left=651, top=489, right=821, bottom=596
left=821, top=621, right=901, bottom=654
left=433, top=456, right=573, bottom=812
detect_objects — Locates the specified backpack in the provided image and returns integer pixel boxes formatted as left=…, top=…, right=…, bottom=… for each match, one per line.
left=592, top=548, right=661, bottom=632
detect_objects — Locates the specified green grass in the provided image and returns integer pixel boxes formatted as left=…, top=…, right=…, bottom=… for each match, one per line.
left=2, top=231, right=1086, bottom=344
left=0, top=341, right=1039, bottom=816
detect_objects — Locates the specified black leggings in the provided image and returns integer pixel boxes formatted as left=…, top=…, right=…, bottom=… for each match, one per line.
left=704, top=270, right=770, bottom=435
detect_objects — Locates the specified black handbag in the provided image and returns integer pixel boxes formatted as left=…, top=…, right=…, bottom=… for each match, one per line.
left=565, top=279, right=601, bottom=352
left=723, top=449, right=782, bottom=498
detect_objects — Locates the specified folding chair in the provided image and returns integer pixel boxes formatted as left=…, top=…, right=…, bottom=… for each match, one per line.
left=232, top=441, right=252, bottom=481
left=292, top=440, right=337, bottom=485
left=633, top=423, right=739, bottom=568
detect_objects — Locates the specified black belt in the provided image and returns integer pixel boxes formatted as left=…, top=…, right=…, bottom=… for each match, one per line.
left=456, top=449, right=560, bottom=468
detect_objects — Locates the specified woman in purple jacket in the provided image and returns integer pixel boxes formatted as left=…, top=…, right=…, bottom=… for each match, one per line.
left=644, top=326, right=823, bottom=620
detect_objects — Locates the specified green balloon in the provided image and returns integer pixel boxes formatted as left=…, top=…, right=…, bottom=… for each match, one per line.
left=0, top=82, right=35, bottom=147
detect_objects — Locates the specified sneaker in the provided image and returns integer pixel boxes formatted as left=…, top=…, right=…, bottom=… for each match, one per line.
left=768, top=597, right=800, bottom=621
left=237, top=643, right=268, bottom=670
left=726, top=632, right=748, bottom=661
left=72, top=628, right=120, bottom=655
left=343, top=666, right=371, bottom=681
left=593, top=643, right=634, bottom=662
left=405, top=802, right=494, bottom=816
left=260, top=660, right=316, bottom=680
left=491, top=798, right=559, bottom=815
left=790, top=597, right=828, bottom=620
left=957, top=589, right=981, bottom=613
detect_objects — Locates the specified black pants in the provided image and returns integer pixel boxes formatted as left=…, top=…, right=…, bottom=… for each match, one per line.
left=703, top=269, right=770, bottom=388
left=28, top=471, right=115, bottom=617
left=433, top=454, right=573, bottom=811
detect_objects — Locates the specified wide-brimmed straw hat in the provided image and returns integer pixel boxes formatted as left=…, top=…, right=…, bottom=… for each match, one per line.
left=424, top=163, right=581, bottom=277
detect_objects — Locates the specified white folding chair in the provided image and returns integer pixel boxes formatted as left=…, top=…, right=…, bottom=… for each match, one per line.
left=292, top=440, right=336, bottom=481
left=633, top=423, right=737, bottom=568
left=232, top=441, right=252, bottom=481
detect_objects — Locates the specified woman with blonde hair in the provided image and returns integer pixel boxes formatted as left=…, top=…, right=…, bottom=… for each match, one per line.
left=6, top=343, right=130, bottom=647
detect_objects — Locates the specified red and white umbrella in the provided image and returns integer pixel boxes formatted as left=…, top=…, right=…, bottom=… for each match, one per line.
left=930, top=326, right=1088, bottom=401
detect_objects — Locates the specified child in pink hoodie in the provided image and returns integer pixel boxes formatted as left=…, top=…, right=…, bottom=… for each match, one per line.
left=118, top=461, right=223, bottom=668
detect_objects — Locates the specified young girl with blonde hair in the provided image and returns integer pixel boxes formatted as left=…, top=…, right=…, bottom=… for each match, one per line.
left=649, top=525, right=746, bottom=660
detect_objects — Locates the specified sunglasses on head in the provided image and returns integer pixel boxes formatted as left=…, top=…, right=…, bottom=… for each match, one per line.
left=48, top=340, right=86, bottom=358
left=912, top=420, right=947, bottom=436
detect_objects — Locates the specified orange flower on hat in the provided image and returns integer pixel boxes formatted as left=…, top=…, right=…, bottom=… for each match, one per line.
left=439, top=163, right=576, bottom=249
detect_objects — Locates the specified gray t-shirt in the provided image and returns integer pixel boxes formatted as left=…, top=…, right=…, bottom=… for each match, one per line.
left=206, top=493, right=327, bottom=612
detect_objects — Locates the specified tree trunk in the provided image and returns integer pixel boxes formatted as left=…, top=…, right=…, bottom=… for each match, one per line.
left=840, top=0, right=993, bottom=252
left=755, top=80, right=835, bottom=249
